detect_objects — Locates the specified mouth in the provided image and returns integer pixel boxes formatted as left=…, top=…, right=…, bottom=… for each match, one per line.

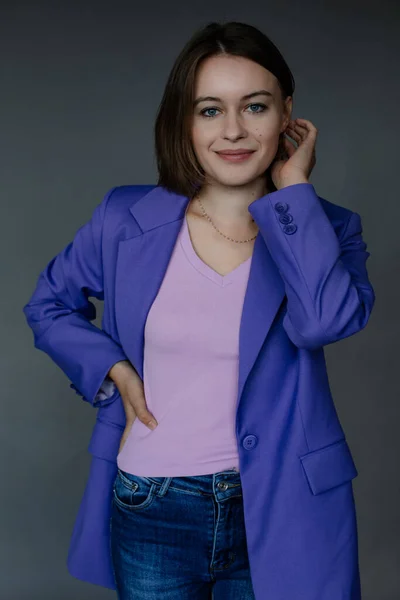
left=215, top=150, right=256, bottom=163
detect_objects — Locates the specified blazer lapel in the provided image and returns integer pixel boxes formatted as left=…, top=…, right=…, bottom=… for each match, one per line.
left=114, top=186, right=285, bottom=410
left=237, top=231, right=285, bottom=401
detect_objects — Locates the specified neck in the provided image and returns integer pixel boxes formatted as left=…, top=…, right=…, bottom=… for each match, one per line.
left=192, top=178, right=269, bottom=226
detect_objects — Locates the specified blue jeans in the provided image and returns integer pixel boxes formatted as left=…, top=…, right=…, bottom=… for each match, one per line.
left=110, top=467, right=256, bottom=599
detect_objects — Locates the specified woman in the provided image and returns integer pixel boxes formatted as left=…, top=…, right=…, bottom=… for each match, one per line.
left=23, top=21, right=375, bottom=600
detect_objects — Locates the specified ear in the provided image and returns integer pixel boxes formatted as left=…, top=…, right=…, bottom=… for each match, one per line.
left=281, top=96, right=293, bottom=133
left=276, top=133, right=289, bottom=161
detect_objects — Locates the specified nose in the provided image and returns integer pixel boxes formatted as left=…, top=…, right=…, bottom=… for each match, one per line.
left=221, top=112, right=248, bottom=141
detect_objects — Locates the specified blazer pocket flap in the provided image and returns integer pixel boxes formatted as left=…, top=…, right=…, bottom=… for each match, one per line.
left=88, top=418, right=123, bottom=463
left=299, top=438, right=358, bottom=495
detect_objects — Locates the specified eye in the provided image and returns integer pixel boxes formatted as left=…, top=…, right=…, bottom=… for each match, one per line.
left=200, top=107, right=220, bottom=118
left=246, top=103, right=267, bottom=113
left=199, top=103, right=268, bottom=118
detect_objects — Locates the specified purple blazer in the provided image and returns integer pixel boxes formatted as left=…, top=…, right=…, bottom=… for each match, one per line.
left=23, top=182, right=375, bottom=599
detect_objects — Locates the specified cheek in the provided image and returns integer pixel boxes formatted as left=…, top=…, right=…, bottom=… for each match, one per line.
left=254, top=132, right=280, bottom=159
left=191, top=127, right=214, bottom=154
left=253, top=124, right=278, bottom=140
left=191, top=123, right=205, bottom=145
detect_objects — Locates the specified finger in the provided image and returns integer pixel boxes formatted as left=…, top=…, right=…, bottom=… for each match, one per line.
left=135, top=406, right=158, bottom=430
left=294, top=118, right=313, bottom=128
left=291, top=121, right=309, bottom=138
left=295, top=119, right=318, bottom=137
left=286, top=124, right=300, bottom=138
left=289, top=123, right=316, bottom=149
left=119, top=376, right=159, bottom=430
left=283, top=136, right=297, bottom=157
left=122, top=399, right=136, bottom=420
left=285, top=127, right=302, bottom=145
left=130, top=394, right=158, bottom=429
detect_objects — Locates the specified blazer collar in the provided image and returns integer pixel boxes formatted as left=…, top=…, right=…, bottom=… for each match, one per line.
left=129, top=185, right=190, bottom=234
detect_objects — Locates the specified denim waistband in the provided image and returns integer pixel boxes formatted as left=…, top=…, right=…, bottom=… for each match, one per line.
left=118, top=468, right=242, bottom=499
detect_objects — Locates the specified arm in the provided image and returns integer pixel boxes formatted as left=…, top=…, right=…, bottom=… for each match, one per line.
left=248, top=183, right=375, bottom=350
left=91, top=360, right=137, bottom=402
left=23, top=187, right=129, bottom=407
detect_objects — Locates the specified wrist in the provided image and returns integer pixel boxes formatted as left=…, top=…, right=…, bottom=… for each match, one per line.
left=278, top=177, right=309, bottom=190
left=108, top=360, right=136, bottom=386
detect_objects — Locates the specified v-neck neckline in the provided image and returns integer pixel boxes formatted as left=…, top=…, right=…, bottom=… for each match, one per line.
left=180, top=208, right=252, bottom=288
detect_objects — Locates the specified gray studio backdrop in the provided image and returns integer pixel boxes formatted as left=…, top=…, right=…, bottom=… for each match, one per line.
left=2, top=2, right=398, bottom=599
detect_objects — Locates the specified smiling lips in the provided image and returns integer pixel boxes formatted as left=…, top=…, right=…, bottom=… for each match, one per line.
left=215, top=149, right=256, bottom=162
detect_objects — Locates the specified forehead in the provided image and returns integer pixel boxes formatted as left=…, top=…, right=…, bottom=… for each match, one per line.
left=194, top=55, right=278, bottom=97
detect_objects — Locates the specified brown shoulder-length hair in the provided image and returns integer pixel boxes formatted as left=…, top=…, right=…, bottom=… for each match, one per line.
left=154, top=21, right=295, bottom=199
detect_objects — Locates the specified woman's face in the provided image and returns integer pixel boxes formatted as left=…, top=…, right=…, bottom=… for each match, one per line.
left=191, top=54, right=292, bottom=188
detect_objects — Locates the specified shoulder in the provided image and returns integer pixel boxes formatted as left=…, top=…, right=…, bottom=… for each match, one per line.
left=106, top=184, right=157, bottom=213
left=98, top=185, right=157, bottom=241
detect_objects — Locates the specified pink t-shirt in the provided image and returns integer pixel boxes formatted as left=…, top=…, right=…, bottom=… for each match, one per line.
left=116, top=208, right=253, bottom=476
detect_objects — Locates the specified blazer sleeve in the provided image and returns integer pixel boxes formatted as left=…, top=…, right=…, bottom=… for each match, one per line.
left=248, top=182, right=375, bottom=350
left=23, top=187, right=128, bottom=407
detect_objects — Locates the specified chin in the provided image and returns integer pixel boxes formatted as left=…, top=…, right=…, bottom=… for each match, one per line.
left=214, top=169, right=264, bottom=187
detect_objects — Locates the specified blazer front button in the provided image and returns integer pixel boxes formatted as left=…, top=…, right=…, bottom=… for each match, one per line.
left=242, top=434, right=258, bottom=449
left=283, top=223, right=297, bottom=235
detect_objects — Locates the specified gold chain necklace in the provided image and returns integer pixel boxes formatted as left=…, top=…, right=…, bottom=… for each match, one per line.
left=196, top=196, right=258, bottom=244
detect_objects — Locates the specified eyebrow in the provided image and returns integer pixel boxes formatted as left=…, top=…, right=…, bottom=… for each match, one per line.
left=193, top=89, right=273, bottom=107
